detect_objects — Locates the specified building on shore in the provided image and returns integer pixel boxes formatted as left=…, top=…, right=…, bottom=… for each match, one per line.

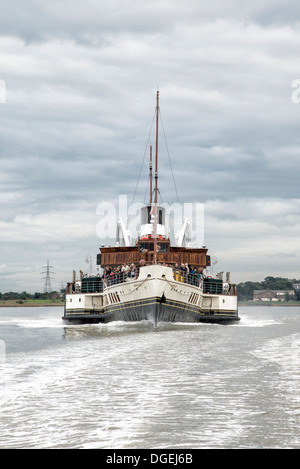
left=253, top=289, right=295, bottom=302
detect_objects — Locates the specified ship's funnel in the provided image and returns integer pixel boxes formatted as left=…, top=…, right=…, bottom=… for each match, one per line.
left=140, top=205, right=166, bottom=239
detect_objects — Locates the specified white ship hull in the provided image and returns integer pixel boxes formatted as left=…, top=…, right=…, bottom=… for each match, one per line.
left=63, top=265, right=239, bottom=326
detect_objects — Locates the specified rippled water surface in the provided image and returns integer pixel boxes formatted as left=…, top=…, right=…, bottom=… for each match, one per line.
left=0, top=305, right=299, bottom=448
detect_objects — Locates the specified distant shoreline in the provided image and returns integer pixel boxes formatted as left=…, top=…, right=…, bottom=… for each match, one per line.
left=0, top=300, right=64, bottom=307
left=238, top=301, right=300, bottom=307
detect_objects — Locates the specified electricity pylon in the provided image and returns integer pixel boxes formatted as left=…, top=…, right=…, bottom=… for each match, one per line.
left=42, top=260, right=54, bottom=293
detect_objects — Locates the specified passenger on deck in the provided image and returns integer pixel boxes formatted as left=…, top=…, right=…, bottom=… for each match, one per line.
left=102, top=263, right=139, bottom=286
left=122, top=263, right=130, bottom=276
left=130, top=263, right=136, bottom=278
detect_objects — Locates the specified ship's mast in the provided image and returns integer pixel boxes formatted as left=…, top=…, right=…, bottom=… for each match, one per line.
left=149, top=145, right=152, bottom=206
left=153, top=90, right=159, bottom=264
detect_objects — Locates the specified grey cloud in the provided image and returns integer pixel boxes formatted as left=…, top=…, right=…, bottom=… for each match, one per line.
left=2, top=0, right=299, bottom=46
left=1, top=1, right=300, bottom=290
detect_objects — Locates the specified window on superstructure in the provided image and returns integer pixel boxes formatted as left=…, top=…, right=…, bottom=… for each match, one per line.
left=158, top=243, right=168, bottom=252
left=139, top=243, right=154, bottom=252
left=159, top=210, right=163, bottom=225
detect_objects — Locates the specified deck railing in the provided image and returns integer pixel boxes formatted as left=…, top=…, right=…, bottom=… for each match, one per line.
left=67, top=266, right=236, bottom=296
left=172, top=269, right=201, bottom=287
left=172, top=269, right=236, bottom=295
left=103, top=270, right=138, bottom=287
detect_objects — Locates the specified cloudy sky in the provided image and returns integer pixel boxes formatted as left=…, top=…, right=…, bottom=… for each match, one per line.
left=1, top=0, right=300, bottom=292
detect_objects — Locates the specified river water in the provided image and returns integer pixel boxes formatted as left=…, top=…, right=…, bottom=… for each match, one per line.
left=0, top=305, right=299, bottom=449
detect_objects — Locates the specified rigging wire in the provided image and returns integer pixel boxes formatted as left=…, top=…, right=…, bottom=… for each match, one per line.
left=159, top=109, right=180, bottom=204
left=128, top=107, right=156, bottom=225
left=130, top=100, right=180, bottom=224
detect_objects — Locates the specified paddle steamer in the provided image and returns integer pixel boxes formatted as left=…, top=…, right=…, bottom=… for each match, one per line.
left=63, top=92, right=239, bottom=325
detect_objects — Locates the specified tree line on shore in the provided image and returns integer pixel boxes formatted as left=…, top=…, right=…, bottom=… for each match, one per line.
left=236, top=276, right=300, bottom=301
left=0, top=291, right=64, bottom=301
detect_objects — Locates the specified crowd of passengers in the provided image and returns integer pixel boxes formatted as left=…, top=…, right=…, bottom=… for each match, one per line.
left=102, top=263, right=138, bottom=285
left=173, top=263, right=205, bottom=286
left=102, top=262, right=207, bottom=286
